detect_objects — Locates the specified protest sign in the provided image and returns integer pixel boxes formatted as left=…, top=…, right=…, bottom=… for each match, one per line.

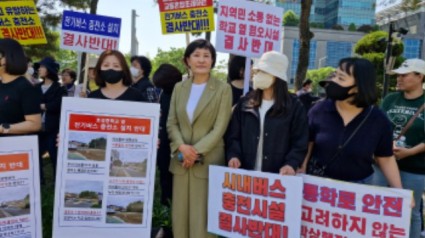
left=0, top=0, right=47, bottom=45
left=215, top=0, right=283, bottom=58
left=53, top=97, right=160, bottom=238
left=158, top=0, right=215, bottom=34
left=299, top=174, right=412, bottom=237
left=0, top=136, right=42, bottom=238
left=208, top=166, right=303, bottom=238
left=60, top=10, right=121, bottom=54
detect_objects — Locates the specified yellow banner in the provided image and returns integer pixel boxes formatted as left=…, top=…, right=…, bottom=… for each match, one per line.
left=160, top=7, right=215, bottom=35
left=0, top=0, right=47, bottom=45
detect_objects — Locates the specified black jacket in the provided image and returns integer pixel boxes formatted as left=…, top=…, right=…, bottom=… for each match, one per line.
left=37, top=81, right=67, bottom=133
left=131, top=76, right=158, bottom=102
left=226, top=94, right=308, bottom=173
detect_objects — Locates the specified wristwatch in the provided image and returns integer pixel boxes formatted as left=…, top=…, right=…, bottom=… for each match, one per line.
left=1, top=123, right=10, bottom=134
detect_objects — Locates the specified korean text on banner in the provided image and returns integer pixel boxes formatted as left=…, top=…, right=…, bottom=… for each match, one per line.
left=208, top=166, right=303, bottom=238
left=60, top=10, right=121, bottom=54
left=215, top=0, right=283, bottom=58
left=53, top=97, right=160, bottom=238
left=0, top=136, right=42, bottom=238
left=0, top=1, right=47, bottom=45
left=158, top=0, right=215, bottom=34
left=299, top=174, right=412, bottom=237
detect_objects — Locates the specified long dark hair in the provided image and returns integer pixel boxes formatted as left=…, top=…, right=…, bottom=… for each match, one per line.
left=250, top=78, right=292, bottom=116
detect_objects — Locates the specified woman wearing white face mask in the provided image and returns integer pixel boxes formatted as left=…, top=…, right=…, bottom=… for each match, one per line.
left=226, top=51, right=308, bottom=175
left=130, top=55, right=159, bottom=103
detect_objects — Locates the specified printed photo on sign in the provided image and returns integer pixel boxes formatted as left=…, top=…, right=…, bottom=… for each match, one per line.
left=68, top=132, right=107, bottom=161
left=0, top=185, right=30, bottom=218
left=109, top=149, right=147, bottom=178
left=106, top=196, right=144, bottom=224
left=64, top=180, right=103, bottom=209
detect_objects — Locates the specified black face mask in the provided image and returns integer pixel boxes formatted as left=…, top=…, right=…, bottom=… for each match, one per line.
left=100, top=69, right=123, bottom=84
left=325, top=81, right=356, bottom=101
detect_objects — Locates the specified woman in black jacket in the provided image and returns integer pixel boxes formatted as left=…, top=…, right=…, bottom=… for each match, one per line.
left=226, top=51, right=308, bottom=174
left=35, top=57, right=67, bottom=183
left=152, top=63, right=182, bottom=206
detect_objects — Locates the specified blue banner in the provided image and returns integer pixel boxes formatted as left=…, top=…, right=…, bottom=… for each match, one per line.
left=62, top=10, right=121, bottom=38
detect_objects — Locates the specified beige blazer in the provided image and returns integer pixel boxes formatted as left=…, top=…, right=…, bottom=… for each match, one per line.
left=167, top=78, right=232, bottom=179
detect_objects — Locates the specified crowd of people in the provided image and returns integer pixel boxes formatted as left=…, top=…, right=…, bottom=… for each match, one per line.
left=0, top=37, right=424, bottom=238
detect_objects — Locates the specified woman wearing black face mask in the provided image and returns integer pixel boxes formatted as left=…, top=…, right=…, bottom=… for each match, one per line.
left=88, top=50, right=143, bottom=102
left=299, top=58, right=402, bottom=189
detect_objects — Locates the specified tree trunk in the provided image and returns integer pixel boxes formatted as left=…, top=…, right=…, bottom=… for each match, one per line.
left=295, top=0, right=313, bottom=91
left=79, top=0, right=99, bottom=83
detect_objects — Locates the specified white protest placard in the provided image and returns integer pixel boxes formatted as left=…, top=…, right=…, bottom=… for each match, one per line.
left=53, top=97, right=160, bottom=238
left=0, top=136, right=42, bottom=238
left=215, top=0, right=283, bottom=58
left=60, top=10, right=121, bottom=54
left=299, top=174, right=412, bottom=237
left=208, top=166, right=303, bottom=238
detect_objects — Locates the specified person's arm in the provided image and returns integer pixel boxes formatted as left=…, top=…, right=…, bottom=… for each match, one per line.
left=298, top=142, right=314, bottom=173
left=226, top=100, right=243, bottom=168
left=375, top=156, right=402, bottom=188
left=393, top=143, right=425, bottom=160
left=45, top=86, right=67, bottom=113
left=0, top=114, right=41, bottom=135
left=281, top=100, right=309, bottom=171
left=166, top=84, right=189, bottom=156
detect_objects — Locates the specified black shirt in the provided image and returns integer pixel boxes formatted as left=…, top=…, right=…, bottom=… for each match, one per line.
left=88, top=87, right=144, bottom=102
left=308, top=99, right=393, bottom=181
left=0, top=76, right=42, bottom=125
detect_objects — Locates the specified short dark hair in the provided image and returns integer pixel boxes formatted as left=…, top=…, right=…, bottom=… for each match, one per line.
left=95, top=50, right=133, bottom=87
left=228, top=56, right=253, bottom=82
left=183, top=39, right=216, bottom=69
left=45, top=70, right=59, bottom=82
left=152, top=63, right=182, bottom=93
left=0, top=38, right=27, bottom=75
left=131, top=55, right=152, bottom=77
left=302, top=79, right=313, bottom=87
left=338, top=57, right=377, bottom=107
left=61, top=68, right=77, bottom=82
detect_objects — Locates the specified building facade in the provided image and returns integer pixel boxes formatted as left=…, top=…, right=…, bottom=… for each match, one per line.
left=276, top=0, right=375, bottom=28
left=376, top=2, right=425, bottom=59
left=283, top=26, right=365, bottom=80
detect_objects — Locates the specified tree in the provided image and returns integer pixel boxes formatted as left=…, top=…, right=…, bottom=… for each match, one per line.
left=348, top=23, right=356, bottom=31
left=306, top=67, right=335, bottom=94
left=331, top=24, right=344, bottom=31
left=354, top=31, right=404, bottom=98
left=283, top=10, right=299, bottom=26
left=357, top=24, right=375, bottom=33
left=310, top=22, right=324, bottom=29
left=151, top=47, right=186, bottom=76
left=294, top=0, right=313, bottom=91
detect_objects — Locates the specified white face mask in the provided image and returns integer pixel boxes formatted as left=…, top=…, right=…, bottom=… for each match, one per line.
left=253, top=71, right=274, bottom=90
left=130, top=66, right=140, bottom=77
left=26, top=67, right=34, bottom=76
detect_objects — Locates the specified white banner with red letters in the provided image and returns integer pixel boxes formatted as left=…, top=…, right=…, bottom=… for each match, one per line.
left=299, top=174, right=412, bottom=238
left=0, top=136, right=42, bottom=238
left=208, top=166, right=303, bottom=238
left=60, top=10, right=121, bottom=54
left=215, top=0, right=283, bottom=58
left=53, top=97, right=160, bottom=238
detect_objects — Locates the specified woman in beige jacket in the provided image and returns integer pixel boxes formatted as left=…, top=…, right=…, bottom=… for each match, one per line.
left=167, top=39, right=232, bottom=238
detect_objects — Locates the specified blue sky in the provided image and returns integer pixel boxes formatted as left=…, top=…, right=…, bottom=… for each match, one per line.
left=97, top=0, right=227, bottom=62
left=65, top=180, right=103, bottom=194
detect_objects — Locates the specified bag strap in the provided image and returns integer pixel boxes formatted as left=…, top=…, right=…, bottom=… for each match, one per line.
left=395, top=103, right=425, bottom=141
left=323, top=106, right=374, bottom=167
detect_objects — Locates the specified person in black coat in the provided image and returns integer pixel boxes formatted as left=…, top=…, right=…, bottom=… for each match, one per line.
left=130, top=56, right=159, bottom=102
left=35, top=57, right=67, bottom=183
left=226, top=51, right=308, bottom=174
left=152, top=63, right=182, bottom=207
